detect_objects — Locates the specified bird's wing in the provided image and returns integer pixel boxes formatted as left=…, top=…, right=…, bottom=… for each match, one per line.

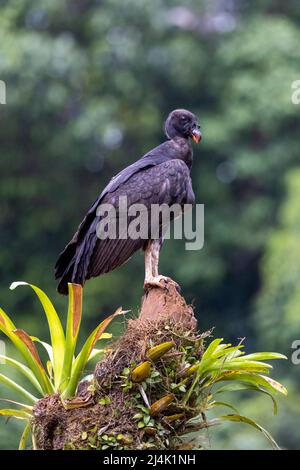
left=56, top=157, right=194, bottom=293
left=54, top=143, right=173, bottom=280
left=84, top=159, right=194, bottom=280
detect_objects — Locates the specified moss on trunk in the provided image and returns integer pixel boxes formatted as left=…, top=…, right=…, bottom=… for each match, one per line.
left=32, top=281, right=209, bottom=450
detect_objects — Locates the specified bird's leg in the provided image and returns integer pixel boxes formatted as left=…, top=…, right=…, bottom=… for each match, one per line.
left=144, top=238, right=181, bottom=293
left=144, top=240, right=153, bottom=282
left=144, top=241, right=164, bottom=288
left=144, top=239, right=169, bottom=289
left=151, top=239, right=160, bottom=278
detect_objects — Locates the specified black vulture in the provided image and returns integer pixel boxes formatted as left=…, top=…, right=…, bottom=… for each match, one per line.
left=55, top=109, right=201, bottom=294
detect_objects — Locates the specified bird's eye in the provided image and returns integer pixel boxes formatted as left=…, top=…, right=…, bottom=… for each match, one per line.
left=181, top=115, right=187, bottom=122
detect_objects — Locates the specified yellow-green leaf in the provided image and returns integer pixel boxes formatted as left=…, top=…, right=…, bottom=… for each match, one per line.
left=0, top=323, right=51, bottom=394
left=62, top=307, right=124, bottom=398
left=13, top=329, right=53, bottom=394
left=0, top=354, right=43, bottom=395
left=208, top=400, right=239, bottom=414
left=19, top=422, right=31, bottom=450
left=59, top=284, right=82, bottom=392
left=215, top=371, right=287, bottom=395
left=0, top=408, right=31, bottom=420
left=10, top=282, right=65, bottom=388
left=13, top=329, right=45, bottom=370
left=31, top=337, right=53, bottom=363
left=231, top=352, right=287, bottom=362
left=0, top=373, right=38, bottom=404
left=0, top=307, right=16, bottom=330
left=259, top=374, right=288, bottom=395
left=209, top=360, right=272, bottom=373
left=220, top=414, right=280, bottom=450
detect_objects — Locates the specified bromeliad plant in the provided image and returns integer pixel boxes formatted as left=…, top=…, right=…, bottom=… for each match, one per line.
left=0, top=281, right=123, bottom=449
left=175, top=337, right=287, bottom=449
left=114, top=335, right=288, bottom=450
left=55, top=323, right=287, bottom=451
left=0, top=282, right=288, bottom=450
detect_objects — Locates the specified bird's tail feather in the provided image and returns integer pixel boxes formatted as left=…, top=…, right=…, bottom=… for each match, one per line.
left=55, top=242, right=77, bottom=279
left=57, top=260, right=76, bottom=295
left=56, top=233, right=98, bottom=295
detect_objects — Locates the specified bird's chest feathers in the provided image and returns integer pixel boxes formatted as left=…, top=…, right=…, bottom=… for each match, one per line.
left=171, top=138, right=193, bottom=168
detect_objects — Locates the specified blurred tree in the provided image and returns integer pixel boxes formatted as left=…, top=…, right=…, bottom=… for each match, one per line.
left=239, top=170, right=300, bottom=450
left=255, top=170, right=300, bottom=353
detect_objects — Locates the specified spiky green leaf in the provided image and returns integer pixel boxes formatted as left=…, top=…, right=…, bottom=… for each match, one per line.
left=10, top=282, right=65, bottom=388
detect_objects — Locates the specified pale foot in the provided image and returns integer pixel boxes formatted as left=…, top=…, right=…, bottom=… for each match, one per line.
left=144, top=275, right=169, bottom=289
left=144, top=275, right=180, bottom=292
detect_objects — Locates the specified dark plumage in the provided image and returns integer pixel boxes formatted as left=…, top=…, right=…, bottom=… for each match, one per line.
left=55, top=109, right=201, bottom=294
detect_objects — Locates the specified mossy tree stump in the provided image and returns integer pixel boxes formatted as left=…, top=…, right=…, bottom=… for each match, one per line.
left=32, top=281, right=207, bottom=450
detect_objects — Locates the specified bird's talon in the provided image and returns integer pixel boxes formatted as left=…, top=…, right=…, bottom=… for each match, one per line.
left=144, top=276, right=169, bottom=290
left=144, top=276, right=181, bottom=293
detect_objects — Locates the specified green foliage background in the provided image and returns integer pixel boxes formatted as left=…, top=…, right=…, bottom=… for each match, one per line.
left=0, top=0, right=299, bottom=449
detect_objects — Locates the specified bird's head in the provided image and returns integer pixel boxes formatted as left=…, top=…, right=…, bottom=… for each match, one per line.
left=164, top=109, right=202, bottom=143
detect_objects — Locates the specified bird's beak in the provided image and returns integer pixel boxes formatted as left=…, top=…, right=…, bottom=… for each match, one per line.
left=191, top=128, right=202, bottom=144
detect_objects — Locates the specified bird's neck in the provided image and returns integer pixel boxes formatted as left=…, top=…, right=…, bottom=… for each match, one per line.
left=172, top=136, right=193, bottom=169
